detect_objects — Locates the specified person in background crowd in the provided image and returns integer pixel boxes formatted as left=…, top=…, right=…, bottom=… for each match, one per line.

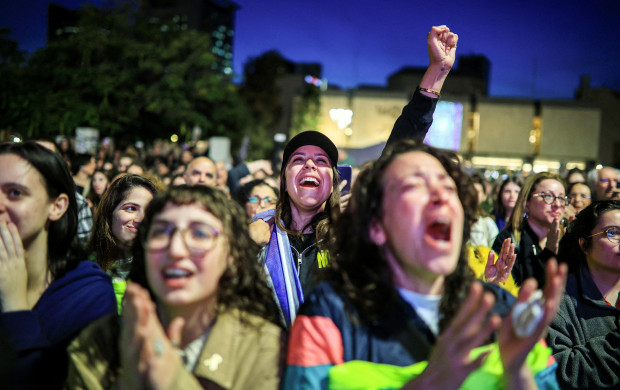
left=566, top=181, right=592, bottom=217
left=126, top=162, right=146, bottom=176
left=117, top=154, right=135, bottom=173
left=215, top=161, right=230, bottom=193
left=469, top=175, right=499, bottom=248
left=90, top=174, right=158, bottom=311
left=251, top=25, right=461, bottom=326
left=493, top=172, right=567, bottom=288
left=565, top=168, right=587, bottom=187
left=66, top=186, right=284, bottom=390
left=184, top=156, right=217, bottom=187
left=86, top=169, right=112, bottom=209
left=0, top=142, right=116, bottom=389
left=492, top=176, right=522, bottom=232
left=549, top=200, right=620, bottom=389
left=227, top=159, right=274, bottom=194
left=71, top=153, right=96, bottom=195
left=591, top=166, right=620, bottom=201
left=233, top=179, right=279, bottom=221
left=284, top=140, right=567, bottom=389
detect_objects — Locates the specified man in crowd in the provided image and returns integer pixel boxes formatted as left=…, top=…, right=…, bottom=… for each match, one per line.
left=183, top=156, right=217, bottom=187
left=592, top=166, right=620, bottom=200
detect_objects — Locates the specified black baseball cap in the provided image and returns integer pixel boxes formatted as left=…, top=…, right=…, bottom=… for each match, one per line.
left=281, top=131, right=338, bottom=173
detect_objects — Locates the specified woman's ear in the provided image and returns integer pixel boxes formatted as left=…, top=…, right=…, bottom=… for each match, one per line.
left=578, top=237, right=588, bottom=254
left=368, top=219, right=386, bottom=246
left=48, top=193, right=69, bottom=222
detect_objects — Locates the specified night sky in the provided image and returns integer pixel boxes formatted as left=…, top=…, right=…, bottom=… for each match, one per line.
left=3, top=0, right=620, bottom=99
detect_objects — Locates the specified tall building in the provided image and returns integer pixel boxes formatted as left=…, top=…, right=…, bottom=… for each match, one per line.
left=141, top=0, right=239, bottom=75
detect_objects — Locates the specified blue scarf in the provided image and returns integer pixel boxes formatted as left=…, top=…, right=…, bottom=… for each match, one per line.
left=254, top=209, right=304, bottom=326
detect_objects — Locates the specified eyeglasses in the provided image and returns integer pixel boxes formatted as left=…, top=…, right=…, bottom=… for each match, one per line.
left=145, top=222, right=221, bottom=255
left=247, top=196, right=276, bottom=206
left=531, top=192, right=570, bottom=206
left=587, top=226, right=620, bottom=244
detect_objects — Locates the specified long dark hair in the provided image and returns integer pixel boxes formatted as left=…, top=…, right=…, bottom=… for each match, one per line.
left=86, top=168, right=112, bottom=208
left=90, top=174, right=158, bottom=271
left=493, top=175, right=523, bottom=221
left=327, top=140, right=477, bottom=332
left=558, top=200, right=620, bottom=273
left=0, top=142, right=79, bottom=279
left=129, top=186, right=283, bottom=327
left=275, top=158, right=340, bottom=247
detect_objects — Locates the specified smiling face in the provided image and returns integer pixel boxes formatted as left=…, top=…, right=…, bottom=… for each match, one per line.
left=525, top=179, right=566, bottom=229
left=245, top=184, right=277, bottom=219
left=569, top=183, right=592, bottom=213
left=111, top=186, right=154, bottom=248
left=584, top=209, right=620, bottom=276
left=92, top=171, right=109, bottom=196
left=501, top=182, right=521, bottom=213
left=145, top=203, right=229, bottom=312
left=0, top=154, right=65, bottom=251
left=284, top=145, right=334, bottom=214
left=369, top=151, right=464, bottom=293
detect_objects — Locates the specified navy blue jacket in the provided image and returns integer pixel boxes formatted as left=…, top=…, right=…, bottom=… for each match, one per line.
left=0, top=260, right=116, bottom=389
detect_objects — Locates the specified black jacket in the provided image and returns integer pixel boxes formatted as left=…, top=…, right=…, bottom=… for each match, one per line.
left=493, top=220, right=555, bottom=288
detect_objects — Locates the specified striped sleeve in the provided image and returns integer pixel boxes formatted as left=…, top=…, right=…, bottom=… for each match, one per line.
left=283, top=315, right=344, bottom=390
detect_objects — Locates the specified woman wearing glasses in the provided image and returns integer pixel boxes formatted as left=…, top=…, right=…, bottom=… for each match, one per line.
left=492, top=172, right=568, bottom=288
left=549, top=200, right=620, bottom=389
left=233, top=179, right=279, bottom=221
left=66, top=186, right=284, bottom=389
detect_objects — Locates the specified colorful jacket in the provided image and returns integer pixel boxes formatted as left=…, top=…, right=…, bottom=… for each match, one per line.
left=284, top=281, right=558, bottom=390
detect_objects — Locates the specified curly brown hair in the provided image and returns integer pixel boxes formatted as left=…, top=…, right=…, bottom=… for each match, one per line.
left=129, top=186, right=283, bottom=328
left=326, top=140, right=478, bottom=332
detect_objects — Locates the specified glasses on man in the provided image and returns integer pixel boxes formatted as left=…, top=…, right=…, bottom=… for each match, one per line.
left=531, top=192, right=570, bottom=206
left=145, top=222, right=221, bottom=255
left=587, top=226, right=620, bottom=244
left=247, top=196, right=276, bottom=206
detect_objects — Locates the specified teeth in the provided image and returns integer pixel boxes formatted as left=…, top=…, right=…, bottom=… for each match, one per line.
left=164, top=268, right=191, bottom=278
left=432, top=218, right=450, bottom=225
left=300, top=177, right=319, bottom=185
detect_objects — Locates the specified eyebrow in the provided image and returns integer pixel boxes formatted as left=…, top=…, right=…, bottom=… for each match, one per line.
left=291, top=152, right=328, bottom=159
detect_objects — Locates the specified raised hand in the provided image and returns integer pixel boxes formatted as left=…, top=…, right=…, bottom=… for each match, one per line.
left=427, top=25, right=458, bottom=71
left=118, top=282, right=184, bottom=390
left=485, top=238, right=516, bottom=284
left=497, top=258, right=567, bottom=379
left=545, top=217, right=562, bottom=254
left=404, top=282, right=501, bottom=390
left=0, top=220, right=28, bottom=312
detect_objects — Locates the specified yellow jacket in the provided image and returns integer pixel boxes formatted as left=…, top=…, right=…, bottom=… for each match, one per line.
left=467, top=245, right=520, bottom=297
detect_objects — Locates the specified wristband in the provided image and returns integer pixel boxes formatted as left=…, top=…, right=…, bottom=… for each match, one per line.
left=418, top=87, right=441, bottom=97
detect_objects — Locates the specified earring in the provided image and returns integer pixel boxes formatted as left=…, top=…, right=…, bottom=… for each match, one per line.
left=524, top=211, right=528, bottom=218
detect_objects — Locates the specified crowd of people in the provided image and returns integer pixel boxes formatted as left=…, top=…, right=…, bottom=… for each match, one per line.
left=1, top=25, right=620, bottom=390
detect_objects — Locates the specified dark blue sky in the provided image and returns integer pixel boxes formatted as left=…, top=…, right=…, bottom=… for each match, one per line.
left=3, top=0, right=620, bottom=99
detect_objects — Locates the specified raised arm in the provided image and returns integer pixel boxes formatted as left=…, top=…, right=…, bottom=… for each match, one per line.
left=384, top=25, right=458, bottom=151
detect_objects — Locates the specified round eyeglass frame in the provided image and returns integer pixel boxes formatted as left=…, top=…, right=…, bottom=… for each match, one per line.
left=144, top=225, right=221, bottom=255
left=531, top=192, right=570, bottom=206
left=587, top=227, right=620, bottom=244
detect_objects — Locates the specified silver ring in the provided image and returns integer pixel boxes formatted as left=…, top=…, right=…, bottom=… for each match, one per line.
left=154, top=339, right=164, bottom=356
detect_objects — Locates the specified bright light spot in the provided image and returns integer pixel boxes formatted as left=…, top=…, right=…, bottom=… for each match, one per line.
left=12, top=137, right=21, bottom=143
left=344, top=128, right=353, bottom=137
left=529, top=135, right=537, bottom=144
left=304, top=75, right=322, bottom=87
left=329, top=108, right=353, bottom=129
left=522, top=163, right=532, bottom=172
left=274, top=133, right=287, bottom=143
left=170, top=134, right=179, bottom=143
left=596, top=164, right=603, bottom=170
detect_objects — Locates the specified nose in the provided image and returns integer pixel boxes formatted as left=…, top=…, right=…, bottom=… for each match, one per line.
left=303, top=159, right=317, bottom=170
left=429, top=183, right=450, bottom=205
left=168, top=230, right=189, bottom=258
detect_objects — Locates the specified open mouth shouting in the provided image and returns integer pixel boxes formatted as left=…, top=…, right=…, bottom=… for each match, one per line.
left=299, top=175, right=320, bottom=188
left=424, top=216, right=454, bottom=249
left=161, top=266, right=194, bottom=287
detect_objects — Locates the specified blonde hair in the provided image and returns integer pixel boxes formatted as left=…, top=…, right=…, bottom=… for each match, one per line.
left=507, top=172, right=564, bottom=244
